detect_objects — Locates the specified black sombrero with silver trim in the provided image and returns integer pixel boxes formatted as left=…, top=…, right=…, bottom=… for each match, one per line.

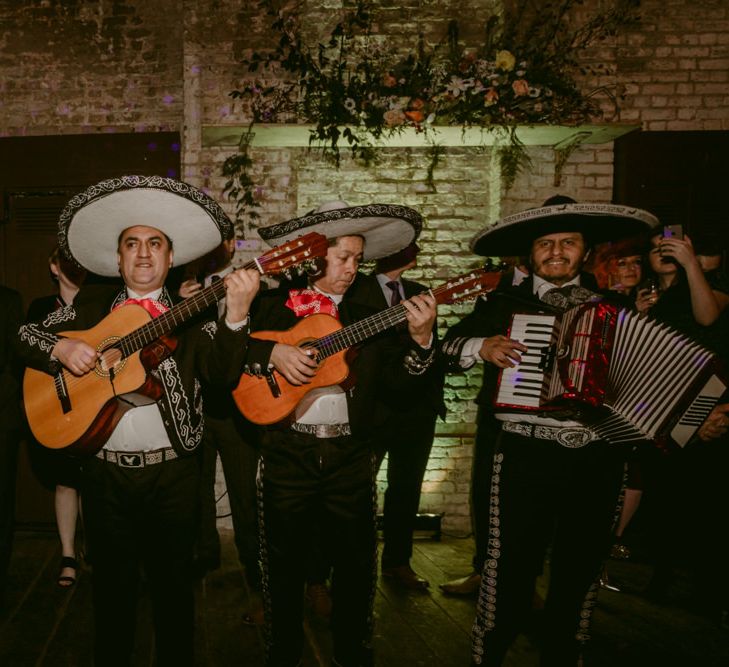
left=58, top=175, right=233, bottom=277
left=471, top=200, right=660, bottom=257
left=258, top=201, right=422, bottom=261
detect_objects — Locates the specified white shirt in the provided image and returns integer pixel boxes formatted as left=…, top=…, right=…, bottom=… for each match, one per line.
left=293, top=287, right=349, bottom=426
left=104, top=287, right=172, bottom=452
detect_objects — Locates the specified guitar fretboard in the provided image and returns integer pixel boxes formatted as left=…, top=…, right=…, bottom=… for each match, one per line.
left=302, top=282, right=456, bottom=359
left=116, top=258, right=260, bottom=358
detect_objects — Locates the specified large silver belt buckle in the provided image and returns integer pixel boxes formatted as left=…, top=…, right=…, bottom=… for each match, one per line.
left=118, top=453, right=144, bottom=468
left=556, top=427, right=593, bottom=448
left=317, top=424, right=348, bottom=438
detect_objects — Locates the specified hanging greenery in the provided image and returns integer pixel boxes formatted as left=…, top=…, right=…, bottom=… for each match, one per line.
left=223, top=0, right=638, bottom=223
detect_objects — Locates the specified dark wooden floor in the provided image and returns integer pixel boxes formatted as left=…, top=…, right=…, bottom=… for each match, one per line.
left=2, top=527, right=728, bottom=666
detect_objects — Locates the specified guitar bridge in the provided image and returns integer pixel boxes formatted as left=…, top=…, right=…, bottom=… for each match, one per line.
left=54, top=371, right=72, bottom=414
left=265, top=372, right=281, bottom=398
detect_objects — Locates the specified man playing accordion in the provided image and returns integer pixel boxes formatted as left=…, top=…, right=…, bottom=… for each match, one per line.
left=441, top=195, right=659, bottom=666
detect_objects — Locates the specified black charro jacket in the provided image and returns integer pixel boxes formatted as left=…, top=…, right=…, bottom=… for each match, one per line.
left=242, top=278, right=442, bottom=442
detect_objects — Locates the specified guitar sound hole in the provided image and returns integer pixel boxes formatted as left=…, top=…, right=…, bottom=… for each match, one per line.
left=97, top=346, right=125, bottom=377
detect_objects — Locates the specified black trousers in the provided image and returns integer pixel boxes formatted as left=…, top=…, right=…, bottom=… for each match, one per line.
left=0, top=428, right=20, bottom=609
left=471, top=429, right=625, bottom=667
left=377, top=411, right=437, bottom=570
left=197, top=414, right=260, bottom=589
left=470, top=411, right=502, bottom=574
left=259, top=430, right=376, bottom=667
left=81, top=454, right=200, bottom=667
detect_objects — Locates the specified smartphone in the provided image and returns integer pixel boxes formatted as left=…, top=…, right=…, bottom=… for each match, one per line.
left=663, top=224, right=683, bottom=240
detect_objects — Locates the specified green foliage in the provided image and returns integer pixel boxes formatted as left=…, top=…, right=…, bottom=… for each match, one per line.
left=224, top=0, right=638, bottom=221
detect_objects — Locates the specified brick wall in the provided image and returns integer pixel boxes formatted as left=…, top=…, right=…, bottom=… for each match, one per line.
left=1, top=0, right=728, bottom=534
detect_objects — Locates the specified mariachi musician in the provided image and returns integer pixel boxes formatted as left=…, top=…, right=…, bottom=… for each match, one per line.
left=441, top=195, right=658, bottom=667
left=17, top=176, right=260, bottom=667
left=240, top=201, right=440, bottom=667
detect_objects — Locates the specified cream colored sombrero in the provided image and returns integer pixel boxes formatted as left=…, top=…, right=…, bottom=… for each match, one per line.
left=471, top=196, right=659, bottom=257
left=258, top=201, right=422, bottom=261
left=58, top=175, right=233, bottom=276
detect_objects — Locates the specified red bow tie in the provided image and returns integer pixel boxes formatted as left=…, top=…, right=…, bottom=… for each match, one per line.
left=116, top=297, right=169, bottom=318
left=285, top=289, right=339, bottom=319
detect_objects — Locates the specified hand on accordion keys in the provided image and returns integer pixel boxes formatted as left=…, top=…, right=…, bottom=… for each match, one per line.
left=479, top=335, right=528, bottom=369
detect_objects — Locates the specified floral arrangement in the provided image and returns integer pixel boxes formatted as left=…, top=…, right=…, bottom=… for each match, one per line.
left=223, top=0, right=638, bottom=223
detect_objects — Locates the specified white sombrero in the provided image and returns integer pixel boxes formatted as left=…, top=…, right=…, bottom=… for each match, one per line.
left=58, top=175, right=233, bottom=277
left=471, top=197, right=659, bottom=257
left=258, top=201, right=422, bottom=261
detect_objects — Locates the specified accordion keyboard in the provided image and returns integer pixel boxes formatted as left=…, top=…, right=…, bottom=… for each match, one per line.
left=495, top=314, right=558, bottom=408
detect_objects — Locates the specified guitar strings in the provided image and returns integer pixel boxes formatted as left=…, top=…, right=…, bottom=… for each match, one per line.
left=56, top=269, right=486, bottom=393
left=298, top=280, right=473, bottom=359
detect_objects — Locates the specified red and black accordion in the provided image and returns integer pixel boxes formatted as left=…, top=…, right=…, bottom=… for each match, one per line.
left=494, top=302, right=727, bottom=447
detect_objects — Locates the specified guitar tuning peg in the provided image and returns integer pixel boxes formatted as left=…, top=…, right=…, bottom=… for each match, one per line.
left=282, top=269, right=292, bottom=281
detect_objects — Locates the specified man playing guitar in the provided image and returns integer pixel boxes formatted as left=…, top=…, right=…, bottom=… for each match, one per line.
left=243, top=201, right=439, bottom=667
left=18, top=175, right=260, bottom=667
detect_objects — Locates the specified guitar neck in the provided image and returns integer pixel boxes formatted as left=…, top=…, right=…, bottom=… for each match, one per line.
left=310, top=284, right=453, bottom=359
left=118, top=258, right=259, bottom=357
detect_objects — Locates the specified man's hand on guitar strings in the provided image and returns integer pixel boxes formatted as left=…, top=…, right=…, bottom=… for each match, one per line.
left=52, top=338, right=100, bottom=376
left=479, top=335, right=528, bottom=368
left=270, top=343, right=319, bottom=386
left=223, top=268, right=261, bottom=323
left=402, top=293, right=437, bottom=348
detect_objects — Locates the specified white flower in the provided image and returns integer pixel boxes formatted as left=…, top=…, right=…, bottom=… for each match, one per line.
left=446, top=76, right=471, bottom=97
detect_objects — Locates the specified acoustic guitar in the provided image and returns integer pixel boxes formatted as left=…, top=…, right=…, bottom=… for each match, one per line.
left=232, top=268, right=502, bottom=425
left=23, top=232, right=328, bottom=455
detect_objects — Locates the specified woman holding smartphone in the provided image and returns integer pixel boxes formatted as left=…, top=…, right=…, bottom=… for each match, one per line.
left=637, top=223, right=729, bottom=613
left=639, top=225, right=729, bottom=330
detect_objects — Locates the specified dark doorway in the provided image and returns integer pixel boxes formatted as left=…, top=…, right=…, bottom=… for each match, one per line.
left=614, top=130, right=729, bottom=250
left=0, top=132, right=180, bottom=526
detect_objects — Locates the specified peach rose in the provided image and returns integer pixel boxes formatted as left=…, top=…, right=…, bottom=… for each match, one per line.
left=512, top=78, right=529, bottom=97
left=383, top=109, right=406, bottom=126
left=484, top=87, right=499, bottom=106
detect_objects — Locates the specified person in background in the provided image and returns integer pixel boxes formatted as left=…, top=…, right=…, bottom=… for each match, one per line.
left=17, top=176, right=260, bottom=667
left=347, top=241, right=446, bottom=590
left=637, top=227, right=729, bottom=622
left=26, top=246, right=87, bottom=587
left=178, top=236, right=264, bottom=623
left=637, top=228, right=729, bottom=330
left=591, top=236, right=650, bottom=571
left=603, top=237, right=646, bottom=296
left=0, top=284, right=23, bottom=612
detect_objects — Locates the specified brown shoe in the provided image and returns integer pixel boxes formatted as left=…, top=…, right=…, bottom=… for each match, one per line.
left=439, top=572, right=482, bottom=596
left=381, top=565, right=430, bottom=590
left=305, top=583, right=333, bottom=618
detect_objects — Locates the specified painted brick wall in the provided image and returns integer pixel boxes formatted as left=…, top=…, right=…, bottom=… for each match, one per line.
left=1, top=0, right=728, bottom=534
